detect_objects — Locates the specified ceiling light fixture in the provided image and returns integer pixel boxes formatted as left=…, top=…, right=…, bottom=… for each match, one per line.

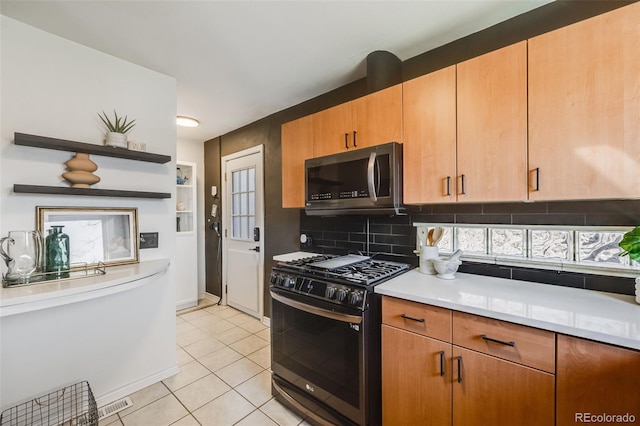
left=176, top=116, right=199, bottom=127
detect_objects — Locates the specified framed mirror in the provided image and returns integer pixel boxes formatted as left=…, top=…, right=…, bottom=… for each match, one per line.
left=37, top=206, right=139, bottom=268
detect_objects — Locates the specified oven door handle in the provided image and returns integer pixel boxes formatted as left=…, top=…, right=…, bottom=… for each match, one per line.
left=270, top=291, right=362, bottom=324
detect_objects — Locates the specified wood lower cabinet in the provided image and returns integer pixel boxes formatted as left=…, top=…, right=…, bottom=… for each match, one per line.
left=452, top=346, right=554, bottom=426
left=456, top=41, right=528, bottom=202
left=556, top=334, right=640, bottom=426
left=382, top=296, right=555, bottom=426
left=281, top=115, right=314, bottom=208
left=382, top=325, right=452, bottom=426
left=402, top=66, right=457, bottom=204
left=528, top=2, right=640, bottom=200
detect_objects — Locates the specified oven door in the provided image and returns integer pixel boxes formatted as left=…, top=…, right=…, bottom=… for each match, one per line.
left=270, top=289, right=365, bottom=425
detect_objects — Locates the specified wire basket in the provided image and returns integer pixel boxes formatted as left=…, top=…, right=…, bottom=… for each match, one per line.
left=0, top=381, right=98, bottom=426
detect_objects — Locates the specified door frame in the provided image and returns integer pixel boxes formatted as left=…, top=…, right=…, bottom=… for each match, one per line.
left=220, top=144, right=265, bottom=318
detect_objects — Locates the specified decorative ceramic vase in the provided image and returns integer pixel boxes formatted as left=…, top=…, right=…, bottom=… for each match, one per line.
left=62, top=152, right=100, bottom=188
left=45, top=226, right=70, bottom=279
left=105, top=132, right=128, bottom=148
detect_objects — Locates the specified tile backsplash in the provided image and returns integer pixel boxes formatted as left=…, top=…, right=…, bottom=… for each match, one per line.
left=299, top=200, right=640, bottom=296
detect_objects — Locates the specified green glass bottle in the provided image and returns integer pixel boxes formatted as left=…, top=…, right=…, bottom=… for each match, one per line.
left=46, top=225, right=70, bottom=279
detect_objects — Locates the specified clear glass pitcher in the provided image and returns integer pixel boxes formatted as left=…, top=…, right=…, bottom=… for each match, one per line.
left=0, top=230, right=43, bottom=283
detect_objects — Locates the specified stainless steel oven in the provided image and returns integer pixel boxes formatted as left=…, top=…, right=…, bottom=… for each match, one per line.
left=269, top=254, right=410, bottom=425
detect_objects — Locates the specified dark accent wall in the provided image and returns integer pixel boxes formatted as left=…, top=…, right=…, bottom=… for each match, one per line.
left=204, top=1, right=639, bottom=315
left=300, top=200, right=640, bottom=296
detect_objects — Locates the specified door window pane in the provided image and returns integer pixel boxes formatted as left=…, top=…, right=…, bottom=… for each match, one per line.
left=231, top=166, right=257, bottom=241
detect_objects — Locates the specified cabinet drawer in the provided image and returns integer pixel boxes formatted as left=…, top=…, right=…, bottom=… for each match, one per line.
left=382, top=296, right=451, bottom=342
left=452, top=311, right=555, bottom=373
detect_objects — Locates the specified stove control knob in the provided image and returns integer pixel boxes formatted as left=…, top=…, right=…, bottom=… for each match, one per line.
left=269, top=272, right=278, bottom=285
left=283, top=275, right=295, bottom=289
left=336, top=288, right=349, bottom=302
left=326, top=286, right=337, bottom=299
left=348, top=291, right=363, bottom=306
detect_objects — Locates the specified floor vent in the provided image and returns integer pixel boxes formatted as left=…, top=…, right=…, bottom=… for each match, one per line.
left=97, top=396, right=133, bottom=420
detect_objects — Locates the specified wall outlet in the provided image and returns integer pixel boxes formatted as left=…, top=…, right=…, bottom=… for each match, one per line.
left=140, top=232, right=158, bottom=249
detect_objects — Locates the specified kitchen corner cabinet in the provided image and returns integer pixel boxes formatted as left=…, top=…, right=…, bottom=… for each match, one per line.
left=281, top=115, right=314, bottom=208
left=382, top=296, right=554, bottom=426
left=528, top=2, right=640, bottom=201
left=312, top=84, right=402, bottom=157
left=402, top=66, right=457, bottom=204
left=456, top=41, right=528, bottom=202
left=556, top=335, right=640, bottom=426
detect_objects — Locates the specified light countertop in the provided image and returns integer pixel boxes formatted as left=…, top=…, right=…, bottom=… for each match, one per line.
left=375, top=269, right=640, bottom=351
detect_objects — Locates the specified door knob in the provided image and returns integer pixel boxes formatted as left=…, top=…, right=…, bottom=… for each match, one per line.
left=249, top=246, right=260, bottom=252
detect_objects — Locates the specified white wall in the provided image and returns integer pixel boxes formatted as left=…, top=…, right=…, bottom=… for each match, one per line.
left=0, top=16, right=178, bottom=409
left=177, top=139, right=206, bottom=298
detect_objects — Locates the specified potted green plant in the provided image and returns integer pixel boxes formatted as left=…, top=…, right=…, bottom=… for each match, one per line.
left=619, top=226, right=640, bottom=304
left=98, top=110, right=136, bottom=148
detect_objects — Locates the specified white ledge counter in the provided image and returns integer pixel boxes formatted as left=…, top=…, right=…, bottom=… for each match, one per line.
left=0, top=258, right=177, bottom=411
left=0, top=259, right=170, bottom=317
left=375, top=269, right=640, bottom=351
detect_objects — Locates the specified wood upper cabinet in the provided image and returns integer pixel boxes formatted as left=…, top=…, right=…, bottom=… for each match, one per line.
left=456, top=41, right=528, bottom=202
left=281, top=115, right=314, bottom=208
left=556, top=334, right=640, bottom=426
left=402, top=66, right=457, bottom=204
left=313, top=85, right=402, bottom=157
left=528, top=2, right=640, bottom=201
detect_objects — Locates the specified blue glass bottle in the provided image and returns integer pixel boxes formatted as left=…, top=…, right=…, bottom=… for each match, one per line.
left=46, top=225, right=70, bottom=279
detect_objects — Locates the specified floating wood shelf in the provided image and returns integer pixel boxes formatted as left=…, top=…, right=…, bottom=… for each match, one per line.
left=14, top=132, right=172, bottom=164
left=14, top=184, right=171, bottom=199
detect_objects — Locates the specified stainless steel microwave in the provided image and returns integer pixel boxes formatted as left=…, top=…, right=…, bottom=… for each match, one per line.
left=304, top=142, right=404, bottom=216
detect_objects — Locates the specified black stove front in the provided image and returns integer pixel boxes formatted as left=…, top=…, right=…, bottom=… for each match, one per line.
left=269, top=254, right=410, bottom=425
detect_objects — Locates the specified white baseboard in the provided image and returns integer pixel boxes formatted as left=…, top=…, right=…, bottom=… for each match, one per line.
left=94, top=364, right=180, bottom=409
left=176, top=299, right=197, bottom=311
left=200, top=293, right=220, bottom=304
left=261, top=316, right=270, bottom=327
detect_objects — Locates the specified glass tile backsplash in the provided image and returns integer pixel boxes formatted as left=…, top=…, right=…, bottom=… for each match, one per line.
left=299, top=199, right=640, bottom=296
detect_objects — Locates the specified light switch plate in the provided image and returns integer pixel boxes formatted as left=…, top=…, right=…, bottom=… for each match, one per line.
left=140, top=232, right=158, bottom=249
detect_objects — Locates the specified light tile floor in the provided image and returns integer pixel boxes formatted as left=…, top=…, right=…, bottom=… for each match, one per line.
left=99, top=303, right=309, bottom=426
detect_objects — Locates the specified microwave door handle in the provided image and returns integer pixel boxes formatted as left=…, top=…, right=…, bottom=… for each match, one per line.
left=367, top=152, right=378, bottom=202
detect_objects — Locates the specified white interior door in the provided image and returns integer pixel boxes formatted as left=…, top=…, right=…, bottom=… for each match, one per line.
left=222, top=146, right=264, bottom=318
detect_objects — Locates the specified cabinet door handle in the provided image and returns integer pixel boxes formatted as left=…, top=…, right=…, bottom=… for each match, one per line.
left=446, top=176, right=451, bottom=196
left=400, top=313, right=425, bottom=323
left=457, top=356, right=463, bottom=383
left=481, top=334, right=516, bottom=347
left=460, top=174, right=466, bottom=195
left=439, top=351, right=445, bottom=377
left=533, top=167, right=540, bottom=191
left=344, top=133, right=349, bottom=149
left=353, top=130, right=357, bottom=147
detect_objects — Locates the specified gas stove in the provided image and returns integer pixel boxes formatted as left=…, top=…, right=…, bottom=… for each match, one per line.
left=269, top=254, right=411, bottom=310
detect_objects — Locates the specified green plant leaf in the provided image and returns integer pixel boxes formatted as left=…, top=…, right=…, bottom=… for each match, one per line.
left=98, top=110, right=136, bottom=134
left=619, top=226, right=640, bottom=263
